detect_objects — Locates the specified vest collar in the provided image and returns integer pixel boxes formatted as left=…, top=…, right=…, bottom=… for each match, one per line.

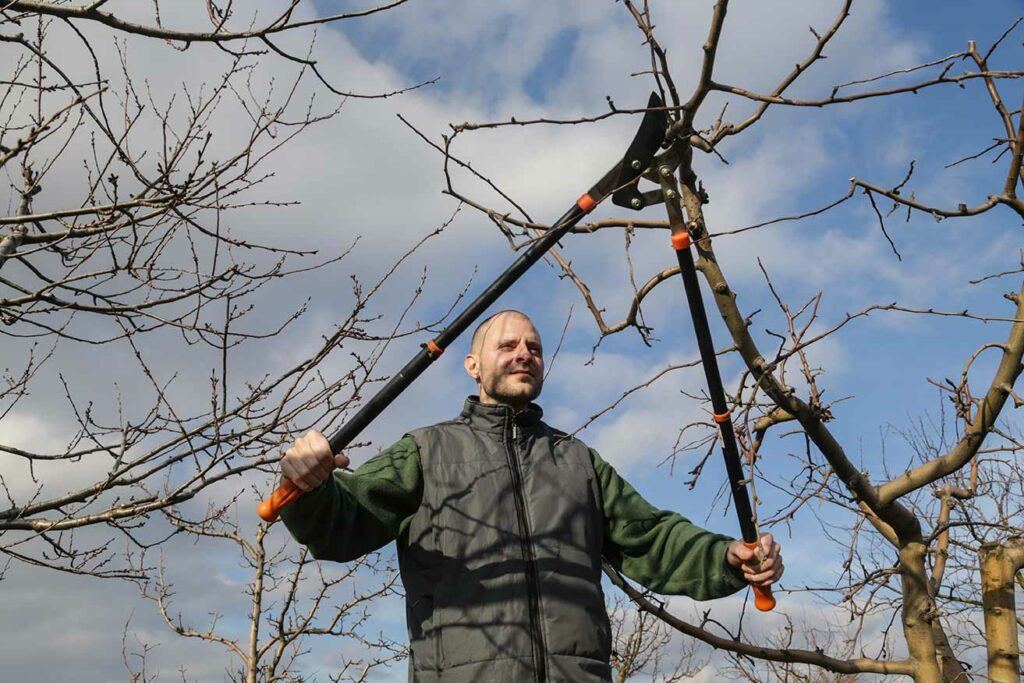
left=460, top=395, right=543, bottom=434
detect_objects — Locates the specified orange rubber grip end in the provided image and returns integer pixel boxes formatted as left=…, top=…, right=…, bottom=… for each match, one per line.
left=671, top=232, right=692, bottom=251
left=713, top=410, right=732, bottom=424
left=257, top=478, right=302, bottom=523
left=744, top=540, right=777, bottom=612
left=426, top=340, right=444, bottom=357
left=577, top=193, right=597, bottom=213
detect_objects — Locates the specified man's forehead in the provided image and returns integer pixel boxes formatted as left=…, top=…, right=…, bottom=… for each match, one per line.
left=484, top=313, right=541, bottom=344
left=491, top=313, right=535, bottom=330
left=493, top=325, right=542, bottom=342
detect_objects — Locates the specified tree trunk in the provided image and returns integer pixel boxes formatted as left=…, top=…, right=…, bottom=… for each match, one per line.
left=901, top=542, right=942, bottom=682
left=980, top=538, right=1024, bottom=683
left=930, top=618, right=968, bottom=682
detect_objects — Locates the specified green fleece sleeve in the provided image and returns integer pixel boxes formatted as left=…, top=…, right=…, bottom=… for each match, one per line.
left=591, top=448, right=747, bottom=600
left=279, top=435, right=422, bottom=562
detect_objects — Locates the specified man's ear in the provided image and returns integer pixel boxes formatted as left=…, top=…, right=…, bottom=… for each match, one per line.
left=464, top=354, right=480, bottom=382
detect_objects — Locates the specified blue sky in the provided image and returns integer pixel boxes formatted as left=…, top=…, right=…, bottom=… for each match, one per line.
left=3, top=0, right=1023, bottom=679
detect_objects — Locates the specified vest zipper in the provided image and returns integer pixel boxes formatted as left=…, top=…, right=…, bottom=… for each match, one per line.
left=506, top=419, right=548, bottom=683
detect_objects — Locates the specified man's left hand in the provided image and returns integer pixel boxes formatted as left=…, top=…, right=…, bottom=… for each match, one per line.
left=726, top=533, right=783, bottom=587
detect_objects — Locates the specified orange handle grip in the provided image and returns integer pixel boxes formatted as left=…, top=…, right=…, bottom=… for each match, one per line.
left=744, top=540, right=777, bottom=611
left=752, top=584, right=776, bottom=612
left=257, top=478, right=301, bottom=523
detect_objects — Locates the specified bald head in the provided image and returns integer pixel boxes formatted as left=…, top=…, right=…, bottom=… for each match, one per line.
left=464, top=309, right=544, bottom=410
left=470, top=310, right=535, bottom=356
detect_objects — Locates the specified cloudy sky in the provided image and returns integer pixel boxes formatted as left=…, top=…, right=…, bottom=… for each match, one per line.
left=2, top=0, right=1023, bottom=680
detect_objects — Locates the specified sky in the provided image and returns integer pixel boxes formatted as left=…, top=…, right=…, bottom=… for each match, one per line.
left=1, top=0, right=1023, bottom=680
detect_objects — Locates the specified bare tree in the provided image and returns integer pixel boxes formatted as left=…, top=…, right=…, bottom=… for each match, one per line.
left=124, top=503, right=405, bottom=682
left=0, top=4, right=447, bottom=678
left=607, top=593, right=706, bottom=682
left=434, top=2, right=1024, bottom=681
left=0, top=0, right=445, bottom=566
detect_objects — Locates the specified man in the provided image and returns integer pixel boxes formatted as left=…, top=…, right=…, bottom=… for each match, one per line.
left=279, top=310, right=783, bottom=682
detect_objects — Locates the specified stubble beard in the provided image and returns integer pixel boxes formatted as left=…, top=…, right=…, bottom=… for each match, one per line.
left=486, top=371, right=542, bottom=408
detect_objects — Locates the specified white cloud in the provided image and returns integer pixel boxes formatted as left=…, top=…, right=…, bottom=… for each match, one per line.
left=0, top=412, right=116, bottom=502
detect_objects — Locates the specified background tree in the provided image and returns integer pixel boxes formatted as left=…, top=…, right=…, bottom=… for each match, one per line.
left=126, top=506, right=404, bottom=683
left=0, top=2, right=443, bottom=679
left=607, top=593, right=706, bottom=682
left=0, top=0, right=443, bottom=571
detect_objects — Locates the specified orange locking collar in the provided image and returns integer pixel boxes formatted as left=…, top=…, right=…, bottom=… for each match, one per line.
left=577, top=193, right=597, bottom=213
left=426, top=340, right=444, bottom=357
left=671, top=232, right=692, bottom=251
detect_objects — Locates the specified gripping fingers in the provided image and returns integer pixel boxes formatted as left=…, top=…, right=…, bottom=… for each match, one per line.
left=281, top=454, right=318, bottom=492
left=742, top=539, right=778, bottom=611
left=261, top=430, right=334, bottom=521
left=309, top=449, right=334, bottom=482
left=286, top=431, right=337, bottom=491
left=743, top=559, right=783, bottom=585
left=742, top=549, right=783, bottom=585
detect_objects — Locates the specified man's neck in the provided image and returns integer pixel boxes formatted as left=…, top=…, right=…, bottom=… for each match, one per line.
left=477, top=393, right=527, bottom=414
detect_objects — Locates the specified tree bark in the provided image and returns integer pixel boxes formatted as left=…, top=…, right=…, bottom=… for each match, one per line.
left=980, top=538, right=1024, bottom=683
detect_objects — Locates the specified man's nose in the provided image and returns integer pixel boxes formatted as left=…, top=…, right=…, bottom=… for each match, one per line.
left=513, top=341, right=532, bottom=362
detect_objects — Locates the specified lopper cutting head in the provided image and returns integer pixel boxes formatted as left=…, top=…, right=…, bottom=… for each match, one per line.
left=583, top=92, right=669, bottom=211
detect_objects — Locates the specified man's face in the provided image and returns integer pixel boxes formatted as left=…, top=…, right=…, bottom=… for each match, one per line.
left=465, top=313, right=544, bottom=410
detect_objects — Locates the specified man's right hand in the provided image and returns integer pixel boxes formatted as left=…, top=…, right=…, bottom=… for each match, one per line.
left=281, top=429, right=350, bottom=492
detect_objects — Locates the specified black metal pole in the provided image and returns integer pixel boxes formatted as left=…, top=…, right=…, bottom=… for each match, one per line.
left=658, top=164, right=776, bottom=610
left=672, top=242, right=757, bottom=541
left=671, top=233, right=776, bottom=611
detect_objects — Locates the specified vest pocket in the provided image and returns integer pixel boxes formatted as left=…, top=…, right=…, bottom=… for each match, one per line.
left=408, top=594, right=438, bottom=671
